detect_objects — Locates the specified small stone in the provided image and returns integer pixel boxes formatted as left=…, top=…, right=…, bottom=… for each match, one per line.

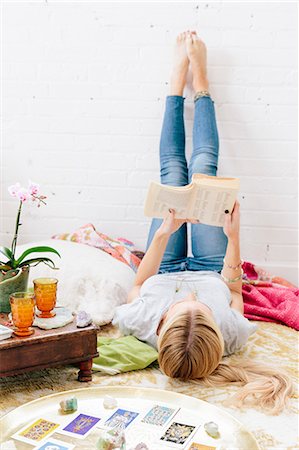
left=96, top=423, right=126, bottom=449
left=76, top=310, right=92, bottom=328
left=103, top=395, right=118, bottom=409
left=59, top=397, right=78, bottom=413
left=132, top=444, right=149, bottom=450
left=204, top=421, right=220, bottom=439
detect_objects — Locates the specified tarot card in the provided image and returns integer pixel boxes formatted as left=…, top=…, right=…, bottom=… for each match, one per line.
left=141, top=405, right=179, bottom=427
left=104, top=408, right=139, bottom=429
left=58, top=413, right=101, bottom=439
left=12, top=418, right=60, bottom=446
left=159, top=421, right=199, bottom=448
left=34, top=438, right=75, bottom=450
left=187, top=444, right=218, bottom=450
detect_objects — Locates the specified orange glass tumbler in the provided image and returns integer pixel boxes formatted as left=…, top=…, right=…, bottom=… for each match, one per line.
left=10, top=292, right=35, bottom=337
left=33, top=278, right=58, bottom=318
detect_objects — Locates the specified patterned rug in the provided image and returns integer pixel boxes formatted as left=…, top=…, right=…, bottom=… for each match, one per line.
left=0, top=322, right=298, bottom=450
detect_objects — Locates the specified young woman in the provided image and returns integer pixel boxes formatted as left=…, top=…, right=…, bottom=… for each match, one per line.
left=113, top=31, right=293, bottom=414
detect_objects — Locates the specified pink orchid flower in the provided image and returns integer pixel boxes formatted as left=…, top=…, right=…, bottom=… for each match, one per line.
left=8, top=182, right=21, bottom=197
left=16, top=187, right=30, bottom=203
left=28, top=180, right=40, bottom=196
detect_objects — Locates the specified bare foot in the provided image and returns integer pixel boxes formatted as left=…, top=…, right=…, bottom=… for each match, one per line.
left=186, top=31, right=209, bottom=92
left=170, top=32, right=189, bottom=96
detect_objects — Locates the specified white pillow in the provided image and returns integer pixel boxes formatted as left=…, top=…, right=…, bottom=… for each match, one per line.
left=15, top=239, right=135, bottom=325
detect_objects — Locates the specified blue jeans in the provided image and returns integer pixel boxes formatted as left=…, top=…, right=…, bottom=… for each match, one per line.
left=146, top=95, right=228, bottom=273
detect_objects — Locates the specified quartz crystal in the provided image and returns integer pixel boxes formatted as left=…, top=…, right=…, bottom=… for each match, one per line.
left=103, top=395, right=118, bottom=409
left=76, top=310, right=92, bottom=328
left=204, top=421, right=220, bottom=438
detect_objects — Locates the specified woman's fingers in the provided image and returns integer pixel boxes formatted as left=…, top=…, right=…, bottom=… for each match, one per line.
left=233, top=200, right=240, bottom=213
left=224, top=213, right=231, bottom=226
left=187, top=219, right=200, bottom=224
left=167, top=209, right=200, bottom=225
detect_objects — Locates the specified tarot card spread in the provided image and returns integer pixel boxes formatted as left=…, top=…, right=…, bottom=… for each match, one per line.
left=160, top=421, right=197, bottom=447
left=141, top=405, right=178, bottom=427
left=34, top=438, right=75, bottom=450
left=105, top=408, right=139, bottom=429
left=59, top=413, right=101, bottom=439
left=12, top=418, right=60, bottom=446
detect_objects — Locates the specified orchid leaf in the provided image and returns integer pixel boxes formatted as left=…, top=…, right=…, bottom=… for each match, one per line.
left=16, top=246, right=61, bottom=266
left=19, top=257, right=59, bottom=269
left=0, top=247, right=13, bottom=260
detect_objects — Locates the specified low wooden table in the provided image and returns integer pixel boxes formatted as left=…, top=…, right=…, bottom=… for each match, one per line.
left=0, top=314, right=99, bottom=382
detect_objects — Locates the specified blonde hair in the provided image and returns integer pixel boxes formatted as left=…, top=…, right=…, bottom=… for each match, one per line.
left=157, top=310, right=294, bottom=415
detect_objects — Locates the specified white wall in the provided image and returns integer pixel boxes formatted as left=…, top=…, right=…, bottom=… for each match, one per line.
left=1, top=2, right=298, bottom=283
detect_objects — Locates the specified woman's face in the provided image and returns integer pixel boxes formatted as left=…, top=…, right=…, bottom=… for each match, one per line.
left=156, top=293, right=213, bottom=335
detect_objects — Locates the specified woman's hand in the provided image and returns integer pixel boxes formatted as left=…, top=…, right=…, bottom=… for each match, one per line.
left=223, top=200, right=240, bottom=241
left=157, top=209, right=199, bottom=237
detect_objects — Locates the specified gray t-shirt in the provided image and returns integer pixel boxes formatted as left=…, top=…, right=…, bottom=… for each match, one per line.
left=113, top=270, right=257, bottom=356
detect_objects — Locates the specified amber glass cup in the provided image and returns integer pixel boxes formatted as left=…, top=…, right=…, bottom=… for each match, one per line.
left=10, top=292, right=35, bottom=337
left=33, top=278, right=58, bottom=318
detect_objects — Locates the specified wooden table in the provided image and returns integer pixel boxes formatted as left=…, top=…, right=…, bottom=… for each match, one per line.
left=0, top=314, right=99, bottom=382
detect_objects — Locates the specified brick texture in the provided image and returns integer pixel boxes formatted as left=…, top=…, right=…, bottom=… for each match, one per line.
left=1, top=2, right=298, bottom=283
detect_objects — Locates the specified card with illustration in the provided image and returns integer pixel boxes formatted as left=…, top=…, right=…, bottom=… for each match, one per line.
left=34, top=438, right=75, bottom=450
left=159, top=421, right=199, bottom=448
left=12, top=418, right=60, bottom=446
left=141, top=405, right=179, bottom=427
left=187, top=443, right=218, bottom=450
left=104, top=408, right=139, bottom=429
left=58, top=413, right=101, bottom=439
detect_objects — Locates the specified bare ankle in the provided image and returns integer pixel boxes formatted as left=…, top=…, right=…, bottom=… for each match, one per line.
left=193, top=75, right=209, bottom=92
left=170, top=75, right=186, bottom=96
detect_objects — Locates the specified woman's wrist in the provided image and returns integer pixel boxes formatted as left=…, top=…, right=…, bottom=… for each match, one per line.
left=228, top=234, right=240, bottom=244
left=155, top=228, right=171, bottom=240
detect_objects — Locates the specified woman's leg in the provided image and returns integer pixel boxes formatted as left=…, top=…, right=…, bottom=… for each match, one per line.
left=146, top=33, right=189, bottom=273
left=186, top=33, right=228, bottom=272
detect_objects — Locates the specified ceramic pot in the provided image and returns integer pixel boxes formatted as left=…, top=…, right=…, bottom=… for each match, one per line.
left=0, top=266, right=30, bottom=313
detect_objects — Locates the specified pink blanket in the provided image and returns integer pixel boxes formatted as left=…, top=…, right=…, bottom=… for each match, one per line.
left=242, top=262, right=299, bottom=330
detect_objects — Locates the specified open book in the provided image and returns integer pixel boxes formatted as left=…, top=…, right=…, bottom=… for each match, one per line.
left=144, top=173, right=240, bottom=227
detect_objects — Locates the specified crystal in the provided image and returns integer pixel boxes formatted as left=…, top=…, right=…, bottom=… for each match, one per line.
left=76, top=310, right=92, bottom=328
left=130, top=444, right=149, bottom=450
left=96, top=423, right=126, bottom=449
left=103, top=395, right=118, bottom=409
left=204, top=421, right=220, bottom=438
left=59, top=397, right=78, bottom=413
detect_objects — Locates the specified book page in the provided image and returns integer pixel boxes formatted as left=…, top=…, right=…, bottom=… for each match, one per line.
left=190, top=184, right=238, bottom=226
left=192, top=173, right=239, bottom=189
left=144, top=182, right=194, bottom=219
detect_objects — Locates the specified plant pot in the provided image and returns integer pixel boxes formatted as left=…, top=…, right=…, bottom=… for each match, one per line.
left=0, top=266, right=30, bottom=313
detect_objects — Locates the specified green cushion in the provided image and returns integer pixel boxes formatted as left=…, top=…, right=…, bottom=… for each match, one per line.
left=92, top=336, right=158, bottom=374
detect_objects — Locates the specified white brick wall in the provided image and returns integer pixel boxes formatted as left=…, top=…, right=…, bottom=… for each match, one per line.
left=1, top=2, right=298, bottom=284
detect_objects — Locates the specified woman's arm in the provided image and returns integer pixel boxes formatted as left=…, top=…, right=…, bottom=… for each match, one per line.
left=222, top=201, right=244, bottom=314
left=127, top=210, right=198, bottom=303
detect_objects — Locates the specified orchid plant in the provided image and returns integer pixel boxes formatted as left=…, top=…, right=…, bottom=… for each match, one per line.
left=0, top=181, right=60, bottom=273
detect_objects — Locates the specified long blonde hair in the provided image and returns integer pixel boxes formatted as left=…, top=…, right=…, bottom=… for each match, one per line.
left=157, top=310, right=294, bottom=415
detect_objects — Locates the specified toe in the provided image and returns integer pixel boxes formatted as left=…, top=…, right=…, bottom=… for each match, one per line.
left=186, top=32, right=193, bottom=48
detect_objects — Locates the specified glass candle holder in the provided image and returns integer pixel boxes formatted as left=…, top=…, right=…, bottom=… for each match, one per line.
left=33, top=278, right=58, bottom=318
left=10, top=292, right=35, bottom=337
